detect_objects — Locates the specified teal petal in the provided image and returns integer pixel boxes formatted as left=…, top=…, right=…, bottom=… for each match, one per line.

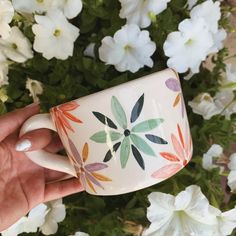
left=120, top=137, right=130, bottom=168
left=131, top=119, right=164, bottom=133
left=111, top=96, right=127, bottom=129
left=130, top=134, right=156, bottom=156
left=90, top=131, right=122, bottom=143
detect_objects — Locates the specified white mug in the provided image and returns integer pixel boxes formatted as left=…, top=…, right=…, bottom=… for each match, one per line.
left=20, top=68, right=192, bottom=195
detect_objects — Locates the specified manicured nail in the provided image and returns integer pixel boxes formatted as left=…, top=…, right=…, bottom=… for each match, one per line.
left=26, top=102, right=40, bottom=108
left=15, top=139, right=32, bottom=152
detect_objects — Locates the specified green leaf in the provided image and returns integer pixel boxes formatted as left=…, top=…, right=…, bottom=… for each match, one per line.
left=131, top=119, right=164, bottom=133
left=130, top=134, right=156, bottom=156
left=120, top=137, right=130, bottom=168
left=90, top=131, right=122, bottom=143
left=111, top=96, right=127, bottom=129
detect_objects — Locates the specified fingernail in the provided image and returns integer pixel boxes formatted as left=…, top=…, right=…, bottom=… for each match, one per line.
left=15, top=139, right=32, bottom=152
left=26, top=102, right=40, bottom=108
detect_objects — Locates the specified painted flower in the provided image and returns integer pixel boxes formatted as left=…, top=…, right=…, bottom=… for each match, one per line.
left=91, top=94, right=167, bottom=170
left=99, top=24, right=156, bottom=73
left=51, top=101, right=82, bottom=137
left=0, top=26, right=33, bottom=63
left=52, top=0, right=83, bottom=19
left=40, top=199, right=66, bottom=235
left=190, top=0, right=221, bottom=34
left=163, top=18, right=213, bottom=73
left=151, top=123, right=192, bottom=179
left=143, top=185, right=218, bottom=236
left=32, top=9, right=80, bottom=60
left=26, top=78, right=43, bottom=102
left=67, top=140, right=111, bottom=193
left=202, top=144, right=223, bottom=171
left=12, top=0, right=52, bottom=14
left=119, top=0, right=171, bottom=28
left=0, top=0, right=14, bottom=39
left=228, top=153, right=236, bottom=192
left=188, top=93, right=221, bottom=120
left=165, top=78, right=185, bottom=117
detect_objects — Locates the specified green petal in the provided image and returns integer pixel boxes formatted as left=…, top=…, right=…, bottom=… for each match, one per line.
left=111, top=96, right=127, bottom=129
left=120, top=137, right=130, bottom=168
left=131, top=119, right=164, bottom=133
left=90, top=131, right=122, bottom=143
left=130, top=134, right=156, bottom=156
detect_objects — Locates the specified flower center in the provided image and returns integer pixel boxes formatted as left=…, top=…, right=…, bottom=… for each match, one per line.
left=124, top=45, right=132, bottom=52
left=36, top=0, right=44, bottom=3
left=11, top=43, right=17, bottom=50
left=124, top=129, right=131, bottom=137
left=185, top=38, right=194, bottom=46
left=53, top=29, right=61, bottom=37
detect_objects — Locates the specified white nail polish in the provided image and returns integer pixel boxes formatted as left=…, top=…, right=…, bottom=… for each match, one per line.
left=16, top=139, right=32, bottom=151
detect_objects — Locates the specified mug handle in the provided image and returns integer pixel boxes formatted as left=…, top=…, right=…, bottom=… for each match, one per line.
left=19, top=113, right=77, bottom=177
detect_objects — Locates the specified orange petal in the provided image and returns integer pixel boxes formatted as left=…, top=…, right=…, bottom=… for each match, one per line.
left=59, top=101, right=79, bottom=111
left=59, top=115, right=74, bottom=132
left=63, top=111, right=83, bottom=124
left=160, top=152, right=180, bottom=162
left=177, top=124, right=184, bottom=148
left=173, top=94, right=180, bottom=107
left=82, top=143, right=89, bottom=162
left=92, top=172, right=112, bottom=182
left=85, top=176, right=97, bottom=193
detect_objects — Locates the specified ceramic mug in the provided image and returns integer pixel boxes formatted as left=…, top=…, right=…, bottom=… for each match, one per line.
left=20, top=68, right=192, bottom=195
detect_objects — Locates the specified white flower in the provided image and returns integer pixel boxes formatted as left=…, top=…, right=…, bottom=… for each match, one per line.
left=214, top=90, right=236, bottom=119
left=119, top=0, right=171, bottom=28
left=26, top=78, right=43, bottom=102
left=12, top=0, right=52, bottom=14
left=215, top=207, right=236, bottom=236
left=24, top=203, right=48, bottom=233
left=221, top=64, right=236, bottom=87
left=99, top=24, right=156, bottom=73
left=186, top=0, right=197, bottom=10
left=84, top=43, right=95, bottom=58
left=143, top=185, right=218, bottom=236
left=0, top=0, right=14, bottom=39
left=209, top=28, right=227, bottom=54
left=69, top=232, right=90, bottom=236
left=188, top=93, right=220, bottom=119
left=0, top=26, right=33, bottom=63
left=40, top=199, right=66, bottom=235
left=32, top=9, right=80, bottom=60
left=190, top=0, right=221, bottom=34
left=202, top=144, right=223, bottom=171
left=1, top=217, right=28, bottom=236
left=228, top=153, right=236, bottom=192
left=52, top=0, right=83, bottom=19
left=163, top=18, right=213, bottom=73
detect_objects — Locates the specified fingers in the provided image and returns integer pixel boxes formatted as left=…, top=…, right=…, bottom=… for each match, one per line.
left=15, top=128, right=53, bottom=152
left=44, top=178, right=84, bottom=202
left=44, top=169, right=71, bottom=183
left=0, top=103, right=40, bottom=142
left=44, top=135, right=63, bottom=153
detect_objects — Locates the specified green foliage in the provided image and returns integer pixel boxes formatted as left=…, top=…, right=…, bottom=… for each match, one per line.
left=5, top=0, right=235, bottom=235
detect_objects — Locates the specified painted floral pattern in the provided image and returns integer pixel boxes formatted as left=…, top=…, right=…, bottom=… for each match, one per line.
left=151, top=123, right=192, bottom=179
left=51, top=101, right=82, bottom=136
left=165, top=78, right=185, bottom=117
left=90, top=94, right=168, bottom=170
left=67, top=139, right=112, bottom=193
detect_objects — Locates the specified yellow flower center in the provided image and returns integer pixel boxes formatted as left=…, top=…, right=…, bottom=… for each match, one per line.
left=185, top=39, right=194, bottom=46
left=36, top=0, right=44, bottom=3
left=53, top=29, right=61, bottom=37
left=124, top=45, right=132, bottom=52
left=12, top=43, right=17, bottom=49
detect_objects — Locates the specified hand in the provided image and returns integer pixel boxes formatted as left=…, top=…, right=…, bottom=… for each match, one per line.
left=0, top=103, right=83, bottom=232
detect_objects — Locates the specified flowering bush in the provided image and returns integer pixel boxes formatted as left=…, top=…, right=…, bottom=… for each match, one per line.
left=0, top=0, right=236, bottom=235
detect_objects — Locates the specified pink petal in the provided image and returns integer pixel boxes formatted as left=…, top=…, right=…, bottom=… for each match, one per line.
left=171, top=134, right=185, bottom=161
left=151, top=164, right=182, bottom=179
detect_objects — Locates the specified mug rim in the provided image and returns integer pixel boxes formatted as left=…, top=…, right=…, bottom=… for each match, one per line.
left=49, top=68, right=179, bottom=112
